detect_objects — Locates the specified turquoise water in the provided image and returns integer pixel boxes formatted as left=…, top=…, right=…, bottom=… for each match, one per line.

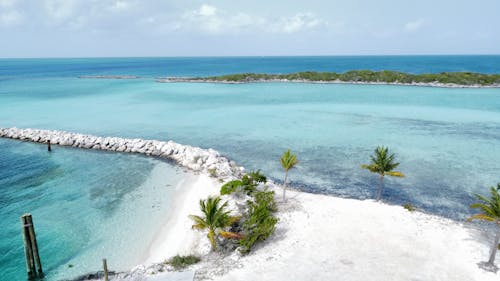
left=0, top=139, right=186, bottom=280
left=1, top=56, right=500, bottom=280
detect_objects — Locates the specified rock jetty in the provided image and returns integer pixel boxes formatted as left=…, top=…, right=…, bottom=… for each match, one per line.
left=0, top=127, right=243, bottom=178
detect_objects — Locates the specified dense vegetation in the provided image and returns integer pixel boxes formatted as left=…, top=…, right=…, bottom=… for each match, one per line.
left=191, top=170, right=277, bottom=255
left=194, top=70, right=500, bottom=86
left=239, top=189, right=279, bottom=253
left=189, top=197, right=240, bottom=251
left=220, top=170, right=267, bottom=195
left=166, top=255, right=201, bottom=269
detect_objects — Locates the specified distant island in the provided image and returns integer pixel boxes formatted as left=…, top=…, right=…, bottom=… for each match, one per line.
left=78, top=75, right=140, bottom=79
left=156, top=70, right=500, bottom=88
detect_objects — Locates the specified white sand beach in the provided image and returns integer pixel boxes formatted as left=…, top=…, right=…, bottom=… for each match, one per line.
left=144, top=174, right=220, bottom=264
left=1, top=128, right=497, bottom=280
left=137, top=172, right=499, bottom=281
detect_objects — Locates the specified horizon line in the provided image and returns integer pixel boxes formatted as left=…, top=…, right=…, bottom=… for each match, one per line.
left=1, top=54, right=500, bottom=60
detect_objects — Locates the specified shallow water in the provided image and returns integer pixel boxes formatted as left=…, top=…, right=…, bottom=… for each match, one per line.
left=1, top=56, right=500, bottom=280
left=0, top=139, right=186, bottom=280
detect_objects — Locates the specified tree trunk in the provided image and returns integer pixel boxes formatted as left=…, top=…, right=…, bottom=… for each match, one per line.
left=283, top=171, right=288, bottom=202
left=208, top=229, right=216, bottom=251
left=376, top=174, right=384, bottom=201
left=487, top=229, right=500, bottom=265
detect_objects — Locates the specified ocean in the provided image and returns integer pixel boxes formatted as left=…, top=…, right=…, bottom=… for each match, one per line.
left=1, top=56, right=500, bottom=280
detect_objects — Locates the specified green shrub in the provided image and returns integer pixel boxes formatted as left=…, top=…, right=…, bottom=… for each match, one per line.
left=403, top=203, right=416, bottom=212
left=220, top=180, right=243, bottom=195
left=241, top=170, right=267, bottom=195
left=239, top=190, right=278, bottom=253
left=220, top=170, right=267, bottom=195
left=166, top=255, right=201, bottom=269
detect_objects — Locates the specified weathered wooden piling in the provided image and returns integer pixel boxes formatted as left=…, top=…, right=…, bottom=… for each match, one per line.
left=21, top=214, right=43, bottom=279
left=47, top=140, right=51, bottom=152
left=21, top=214, right=36, bottom=279
left=103, top=258, right=109, bottom=281
left=26, top=215, right=43, bottom=277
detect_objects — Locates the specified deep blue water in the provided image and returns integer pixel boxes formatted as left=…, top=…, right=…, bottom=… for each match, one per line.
left=1, top=55, right=500, bottom=80
left=1, top=56, right=500, bottom=280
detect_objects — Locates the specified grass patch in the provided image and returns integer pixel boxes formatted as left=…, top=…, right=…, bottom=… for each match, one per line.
left=165, top=255, right=201, bottom=269
left=403, top=203, right=416, bottom=212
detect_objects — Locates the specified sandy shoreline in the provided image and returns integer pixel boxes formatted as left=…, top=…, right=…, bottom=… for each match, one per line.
left=212, top=187, right=498, bottom=281
left=143, top=174, right=220, bottom=264
left=2, top=128, right=497, bottom=280
left=126, top=170, right=499, bottom=281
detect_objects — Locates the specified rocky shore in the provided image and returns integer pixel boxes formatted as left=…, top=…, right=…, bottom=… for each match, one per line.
left=155, top=77, right=500, bottom=88
left=0, top=127, right=243, bottom=179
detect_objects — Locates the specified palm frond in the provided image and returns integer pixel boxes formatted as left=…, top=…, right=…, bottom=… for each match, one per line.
left=227, top=216, right=241, bottom=225
left=467, top=214, right=495, bottom=222
left=219, top=231, right=244, bottom=239
left=189, top=215, right=208, bottom=230
left=362, top=146, right=403, bottom=176
left=280, top=149, right=299, bottom=171
left=468, top=184, right=500, bottom=223
left=189, top=196, right=237, bottom=251
left=385, top=171, right=405, bottom=177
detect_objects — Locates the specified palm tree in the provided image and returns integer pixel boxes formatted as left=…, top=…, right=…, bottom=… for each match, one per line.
left=468, top=183, right=500, bottom=271
left=189, top=196, right=240, bottom=251
left=361, top=146, right=405, bottom=201
left=280, top=149, right=298, bottom=202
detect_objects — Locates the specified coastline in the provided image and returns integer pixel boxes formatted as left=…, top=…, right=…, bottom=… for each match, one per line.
left=2, top=127, right=498, bottom=280
left=208, top=187, right=498, bottom=281
left=143, top=173, right=220, bottom=264
left=125, top=177, right=499, bottom=281
left=155, top=77, right=500, bottom=88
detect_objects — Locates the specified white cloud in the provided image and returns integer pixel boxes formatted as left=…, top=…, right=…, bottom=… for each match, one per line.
left=178, top=4, right=327, bottom=34
left=198, top=4, right=216, bottom=17
left=43, top=0, right=79, bottom=22
left=0, top=0, right=22, bottom=26
left=404, top=18, right=429, bottom=32
left=110, top=0, right=133, bottom=12
left=0, top=0, right=18, bottom=8
left=272, top=12, right=327, bottom=34
left=0, top=9, right=22, bottom=26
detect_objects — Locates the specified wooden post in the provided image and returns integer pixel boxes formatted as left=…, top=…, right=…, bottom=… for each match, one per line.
left=47, top=140, right=51, bottom=152
left=21, top=214, right=36, bottom=280
left=103, top=258, right=109, bottom=281
left=26, top=215, right=43, bottom=277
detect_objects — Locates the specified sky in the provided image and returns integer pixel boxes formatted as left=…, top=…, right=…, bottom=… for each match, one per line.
left=0, top=0, right=499, bottom=58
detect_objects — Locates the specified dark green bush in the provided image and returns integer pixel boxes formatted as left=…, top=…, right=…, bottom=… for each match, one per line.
left=166, top=255, right=201, bottom=269
left=241, top=170, right=267, bottom=194
left=220, top=170, right=267, bottom=195
left=239, top=190, right=278, bottom=254
left=220, top=180, right=243, bottom=195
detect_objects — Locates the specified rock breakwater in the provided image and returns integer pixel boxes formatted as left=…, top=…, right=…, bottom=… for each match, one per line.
left=0, top=127, right=243, bottom=178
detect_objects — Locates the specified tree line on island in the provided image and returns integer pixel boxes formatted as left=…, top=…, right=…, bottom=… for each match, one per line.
left=187, top=146, right=500, bottom=272
left=180, top=70, right=500, bottom=86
